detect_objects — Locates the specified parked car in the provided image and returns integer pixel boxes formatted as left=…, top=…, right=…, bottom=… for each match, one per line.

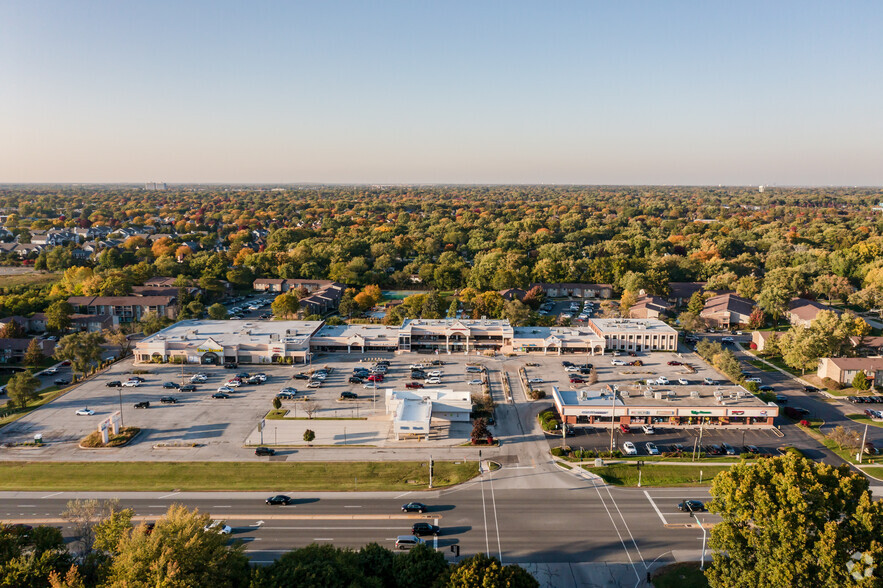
left=427, top=370, right=442, bottom=377
left=134, top=401, right=150, bottom=409
left=340, top=391, right=358, bottom=400
left=180, top=384, right=197, bottom=392
left=121, top=380, right=140, bottom=387
left=642, top=425, right=655, bottom=434
left=425, top=377, right=441, bottom=384
left=265, top=494, right=291, bottom=504
left=217, top=386, right=234, bottom=393
left=570, top=377, right=585, bottom=384
left=646, top=442, right=660, bottom=455
left=276, top=391, right=296, bottom=400
left=307, top=381, right=321, bottom=388
left=401, top=502, right=427, bottom=513
left=622, top=441, right=637, bottom=455
left=160, top=397, right=178, bottom=404
left=106, top=381, right=121, bottom=387
left=211, top=392, right=230, bottom=399
left=43, top=367, right=58, bottom=375
left=564, top=366, right=580, bottom=372
left=292, top=373, right=309, bottom=380
left=655, top=377, right=669, bottom=385
left=743, top=445, right=760, bottom=454
left=75, top=408, right=94, bottom=416
left=703, top=377, right=715, bottom=385
left=405, top=382, right=424, bottom=389
left=162, top=382, right=180, bottom=389
left=721, top=443, right=737, bottom=455
left=466, top=366, right=482, bottom=373
left=611, top=360, right=626, bottom=366
left=528, top=378, right=544, bottom=384
left=667, top=361, right=682, bottom=366
left=677, top=500, right=706, bottom=512
left=677, top=378, right=689, bottom=385
left=721, top=336, right=734, bottom=344
left=468, top=379, right=483, bottom=385
left=55, top=378, right=71, bottom=386
left=349, top=377, right=364, bottom=384
left=411, top=522, right=440, bottom=536
left=804, top=385, right=820, bottom=393
left=367, top=375, right=384, bottom=382
left=619, top=423, right=630, bottom=434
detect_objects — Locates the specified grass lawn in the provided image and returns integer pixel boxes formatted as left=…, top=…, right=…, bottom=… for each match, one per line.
left=0, top=385, right=64, bottom=428
left=0, top=461, right=480, bottom=491
left=846, top=414, right=883, bottom=429
left=652, top=562, right=709, bottom=588
left=265, top=409, right=366, bottom=421
left=0, top=271, right=62, bottom=288
left=746, top=359, right=776, bottom=372
left=863, top=467, right=883, bottom=480
left=584, top=464, right=731, bottom=486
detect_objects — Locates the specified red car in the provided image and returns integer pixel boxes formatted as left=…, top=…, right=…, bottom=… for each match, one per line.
left=570, top=378, right=585, bottom=384
left=405, top=382, right=424, bottom=389
left=619, top=424, right=631, bottom=434
left=667, top=361, right=682, bottom=366
left=367, top=374, right=384, bottom=382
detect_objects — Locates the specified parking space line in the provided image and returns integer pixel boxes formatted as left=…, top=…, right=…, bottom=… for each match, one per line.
left=158, top=492, right=180, bottom=499
left=643, top=491, right=668, bottom=525
left=40, top=492, right=63, bottom=499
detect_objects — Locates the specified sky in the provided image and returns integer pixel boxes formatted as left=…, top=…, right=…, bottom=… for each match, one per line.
left=2, top=1, right=882, bottom=185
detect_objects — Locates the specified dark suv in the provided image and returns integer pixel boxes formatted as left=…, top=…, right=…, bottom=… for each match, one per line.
left=340, top=391, right=358, bottom=400
left=255, top=447, right=276, bottom=456
left=134, top=401, right=150, bottom=409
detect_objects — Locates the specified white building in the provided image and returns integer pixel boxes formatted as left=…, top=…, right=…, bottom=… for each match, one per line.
left=587, top=318, right=678, bottom=352
left=385, top=388, right=472, bottom=440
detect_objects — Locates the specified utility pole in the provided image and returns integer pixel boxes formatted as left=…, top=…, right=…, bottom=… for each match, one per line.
left=859, top=423, right=869, bottom=464
left=118, top=388, right=124, bottom=427
left=608, top=389, right=617, bottom=452
left=429, top=455, right=433, bottom=488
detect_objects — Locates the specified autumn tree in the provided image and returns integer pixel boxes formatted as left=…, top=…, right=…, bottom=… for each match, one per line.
left=619, top=290, right=637, bottom=317
left=24, top=338, right=44, bottom=366
left=677, top=311, right=704, bottom=332
left=102, top=328, right=134, bottom=359
left=706, top=454, right=883, bottom=588
left=448, top=553, right=539, bottom=588
left=747, top=308, right=765, bottom=330
left=271, top=292, right=301, bottom=318
left=471, top=418, right=493, bottom=445
left=0, top=319, right=26, bottom=339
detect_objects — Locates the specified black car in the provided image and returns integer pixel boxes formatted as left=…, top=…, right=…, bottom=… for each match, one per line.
left=743, top=445, right=760, bottom=454
left=162, top=382, right=180, bottom=389
left=411, top=522, right=440, bottom=536
left=106, top=381, right=121, bottom=387
left=134, top=401, right=150, bottom=409
left=401, top=502, right=427, bottom=513
left=292, top=373, right=309, bottom=380
left=236, top=372, right=250, bottom=379
left=677, top=500, right=706, bottom=512
left=212, top=392, right=230, bottom=399
left=266, top=494, right=291, bottom=505
left=706, top=444, right=722, bottom=455
left=130, top=376, right=146, bottom=382
left=562, top=361, right=574, bottom=367
left=758, top=385, right=774, bottom=392
left=255, top=447, right=276, bottom=457
left=804, top=385, right=820, bottom=393
left=775, top=394, right=788, bottom=403
left=349, top=377, right=364, bottom=384
left=180, top=384, right=197, bottom=392
left=579, top=368, right=592, bottom=375
left=160, top=397, right=178, bottom=404
left=223, top=363, right=237, bottom=369
left=54, top=378, right=70, bottom=386
left=340, top=391, right=358, bottom=400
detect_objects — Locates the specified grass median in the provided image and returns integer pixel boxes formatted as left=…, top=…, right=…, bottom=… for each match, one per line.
left=585, top=463, right=730, bottom=486
left=846, top=414, right=883, bottom=429
left=0, top=461, right=479, bottom=492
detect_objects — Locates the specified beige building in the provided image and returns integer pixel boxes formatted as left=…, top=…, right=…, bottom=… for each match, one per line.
left=512, top=326, right=606, bottom=355
left=310, top=324, right=400, bottom=353
left=787, top=298, right=832, bottom=328
left=398, top=319, right=514, bottom=353
left=587, top=318, right=678, bottom=352
left=817, top=357, right=883, bottom=387
left=700, top=293, right=754, bottom=328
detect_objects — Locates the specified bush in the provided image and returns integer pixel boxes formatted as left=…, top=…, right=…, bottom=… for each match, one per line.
left=550, top=447, right=568, bottom=457
left=743, top=381, right=759, bottom=393
left=739, top=452, right=755, bottom=460
left=528, top=389, right=546, bottom=400
left=822, top=377, right=842, bottom=390
left=537, top=409, right=559, bottom=431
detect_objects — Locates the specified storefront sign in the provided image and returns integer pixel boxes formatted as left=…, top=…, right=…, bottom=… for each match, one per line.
left=579, top=409, right=612, bottom=416
left=679, top=408, right=728, bottom=417
left=629, top=409, right=675, bottom=417
left=270, top=346, right=284, bottom=353
left=197, top=346, right=223, bottom=353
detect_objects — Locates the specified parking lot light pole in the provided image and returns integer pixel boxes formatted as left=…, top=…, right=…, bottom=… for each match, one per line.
left=118, top=388, right=124, bottom=427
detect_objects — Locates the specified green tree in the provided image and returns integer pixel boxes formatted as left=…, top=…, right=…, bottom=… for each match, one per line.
left=687, top=291, right=709, bottom=315
left=207, top=303, right=228, bottom=320
left=0, top=319, right=26, bottom=339
left=735, top=275, right=760, bottom=299
left=272, top=396, right=282, bottom=410
left=102, top=328, right=134, bottom=359
left=502, top=299, right=531, bottom=326
left=447, top=299, right=458, bottom=318
left=393, top=542, right=450, bottom=588
left=757, top=284, right=790, bottom=327
left=103, top=504, right=249, bottom=588
left=338, top=292, right=357, bottom=318
left=779, top=327, right=824, bottom=374
left=271, top=292, right=301, bottom=318
left=706, top=454, right=883, bottom=588
left=853, top=371, right=871, bottom=391
left=303, top=429, right=315, bottom=444
left=45, top=301, right=74, bottom=333
left=54, top=332, right=105, bottom=377
left=677, top=311, right=704, bottom=332
left=447, top=553, right=539, bottom=588
left=6, top=371, right=41, bottom=408
left=23, top=338, right=44, bottom=366
left=139, top=312, right=172, bottom=336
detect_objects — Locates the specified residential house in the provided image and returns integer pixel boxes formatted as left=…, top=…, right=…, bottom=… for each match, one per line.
left=499, top=288, right=527, bottom=301
left=667, top=282, right=707, bottom=308
left=787, top=298, right=834, bottom=328
left=0, top=338, right=55, bottom=364
left=67, top=295, right=177, bottom=324
left=849, top=335, right=883, bottom=356
left=700, top=293, right=755, bottom=328
left=751, top=330, right=776, bottom=353
left=529, top=283, right=614, bottom=299
left=817, top=357, right=883, bottom=387
left=628, top=295, right=672, bottom=319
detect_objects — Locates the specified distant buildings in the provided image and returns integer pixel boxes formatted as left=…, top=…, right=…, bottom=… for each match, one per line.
left=529, top=283, right=613, bottom=299
left=817, top=357, right=883, bottom=387
left=252, top=278, right=345, bottom=315
left=700, top=293, right=755, bottom=328
left=67, top=295, right=178, bottom=325
left=144, top=182, right=167, bottom=191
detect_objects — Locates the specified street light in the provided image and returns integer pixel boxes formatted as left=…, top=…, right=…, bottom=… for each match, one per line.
left=685, top=500, right=708, bottom=570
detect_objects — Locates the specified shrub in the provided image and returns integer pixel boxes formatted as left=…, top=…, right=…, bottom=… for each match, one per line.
left=528, top=389, right=546, bottom=400
left=550, top=447, right=567, bottom=457
left=822, top=377, right=842, bottom=390
left=739, top=452, right=754, bottom=460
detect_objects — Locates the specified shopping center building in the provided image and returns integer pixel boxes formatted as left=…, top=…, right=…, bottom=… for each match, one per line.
left=552, top=385, right=777, bottom=428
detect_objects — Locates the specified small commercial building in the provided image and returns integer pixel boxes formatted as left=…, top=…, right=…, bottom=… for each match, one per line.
left=135, top=319, right=323, bottom=365
left=511, top=326, right=606, bottom=355
left=309, top=324, right=400, bottom=353
left=587, top=318, right=678, bottom=352
left=552, top=385, right=777, bottom=428
left=398, top=319, right=514, bottom=353
left=385, top=389, right=472, bottom=440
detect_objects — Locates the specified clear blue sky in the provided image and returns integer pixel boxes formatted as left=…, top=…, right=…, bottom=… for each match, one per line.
left=2, top=1, right=882, bottom=185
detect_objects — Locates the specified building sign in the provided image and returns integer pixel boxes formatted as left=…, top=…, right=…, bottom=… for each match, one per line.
left=197, top=346, right=223, bottom=353
left=679, top=408, right=728, bottom=417
left=629, top=409, right=675, bottom=416
left=270, top=346, right=284, bottom=353
left=579, top=409, right=613, bottom=416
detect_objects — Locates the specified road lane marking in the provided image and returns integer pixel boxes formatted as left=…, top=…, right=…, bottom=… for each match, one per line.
left=0, top=514, right=437, bottom=524
left=393, top=492, right=412, bottom=499
left=605, top=486, right=646, bottom=566
left=479, top=468, right=490, bottom=555
left=213, top=505, right=232, bottom=508
left=41, top=492, right=63, bottom=499
left=488, top=467, right=503, bottom=564
left=434, top=518, right=439, bottom=551
left=644, top=491, right=668, bottom=525
left=343, top=506, right=362, bottom=508
left=158, top=492, right=180, bottom=499
left=593, top=484, right=641, bottom=583
left=17, top=505, right=36, bottom=507
left=313, top=538, right=333, bottom=541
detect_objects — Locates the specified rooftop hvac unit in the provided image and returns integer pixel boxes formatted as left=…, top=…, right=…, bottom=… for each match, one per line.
left=579, top=390, right=586, bottom=401
left=654, top=392, right=662, bottom=400
left=643, top=390, right=653, bottom=398
left=621, top=390, right=630, bottom=397
left=690, top=391, right=700, bottom=398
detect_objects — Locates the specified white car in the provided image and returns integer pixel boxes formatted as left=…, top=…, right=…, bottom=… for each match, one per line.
left=191, top=374, right=207, bottom=382
left=528, top=378, right=544, bottom=384
left=655, top=377, right=669, bottom=385
left=122, top=380, right=140, bottom=387
left=307, top=381, right=321, bottom=388
left=623, top=441, right=637, bottom=455
left=409, top=364, right=426, bottom=370
left=611, top=360, right=626, bottom=366
left=646, top=442, right=660, bottom=455
left=425, top=377, right=442, bottom=385
left=642, top=425, right=655, bottom=434
left=203, top=521, right=232, bottom=534
left=561, top=313, right=572, bottom=319
left=745, top=377, right=762, bottom=384
left=677, top=378, right=689, bottom=385
left=75, top=408, right=95, bottom=416
left=468, top=379, right=483, bottom=385
left=217, top=386, right=234, bottom=393
left=363, top=383, right=378, bottom=389
left=225, top=380, right=242, bottom=387
left=564, top=366, right=579, bottom=372
left=703, top=377, right=715, bottom=385
left=44, top=367, right=59, bottom=375
left=312, top=373, right=327, bottom=380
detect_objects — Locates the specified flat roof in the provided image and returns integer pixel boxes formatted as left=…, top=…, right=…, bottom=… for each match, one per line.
left=588, top=318, right=677, bottom=334
left=398, top=398, right=433, bottom=423
left=140, top=319, right=324, bottom=346
left=554, top=384, right=770, bottom=408
left=513, top=326, right=605, bottom=342
left=313, top=324, right=400, bottom=339
left=401, top=318, right=513, bottom=332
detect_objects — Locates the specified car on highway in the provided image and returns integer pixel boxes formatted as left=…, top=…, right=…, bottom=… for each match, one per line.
left=266, top=494, right=291, bottom=505
left=162, top=382, right=180, bottom=389
left=54, top=378, right=71, bottom=386
left=622, top=441, right=637, bottom=455
left=339, top=391, right=358, bottom=400
left=395, top=535, right=424, bottom=550
left=180, top=384, right=197, bottom=392
left=401, top=502, right=427, bottom=513
left=255, top=447, right=276, bottom=456
left=121, top=380, right=140, bottom=387
left=405, top=382, right=424, bottom=389
left=804, top=385, right=820, bottom=393
left=646, top=442, right=659, bottom=455
left=134, top=401, right=150, bottom=409
left=106, top=381, right=121, bottom=387
left=75, top=408, right=94, bottom=416
left=203, top=521, right=232, bottom=534
left=424, top=377, right=441, bottom=384
left=721, top=336, right=734, bottom=344
left=642, top=425, right=655, bottom=434
left=211, top=392, right=230, bottom=399
left=677, top=500, right=706, bottom=512
left=411, top=522, right=440, bottom=536
left=160, top=396, right=178, bottom=404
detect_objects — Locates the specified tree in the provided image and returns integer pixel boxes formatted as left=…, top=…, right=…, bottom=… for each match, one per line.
left=392, top=542, right=450, bottom=588
left=812, top=274, right=854, bottom=303
left=502, top=299, right=531, bottom=326
left=687, top=291, right=709, bottom=315
left=271, top=292, right=301, bottom=318
left=102, top=328, right=134, bottom=359
left=779, top=327, right=825, bottom=374
left=677, top=311, right=704, bottom=332
left=54, top=332, right=105, bottom=377
left=853, top=371, right=871, bottom=391
left=207, top=303, right=228, bottom=320
left=23, top=338, right=44, bottom=366
left=6, top=371, right=40, bottom=408
left=272, top=396, right=282, bottom=410
left=303, top=429, right=315, bottom=444
left=827, top=425, right=862, bottom=452
left=706, top=454, right=883, bottom=588
left=619, top=290, right=637, bottom=317
left=735, top=275, right=760, bottom=299
left=61, top=499, right=122, bottom=559
left=338, top=292, right=357, bottom=318
left=471, top=418, right=493, bottom=445
left=521, top=285, right=546, bottom=310
left=0, top=319, right=26, bottom=339
left=448, top=553, right=539, bottom=588
left=103, top=504, right=249, bottom=588
left=747, top=308, right=765, bottom=330
left=757, top=284, right=790, bottom=328
left=447, top=299, right=458, bottom=318
left=138, top=312, right=172, bottom=336
left=353, top=291, right=374, bottom=310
